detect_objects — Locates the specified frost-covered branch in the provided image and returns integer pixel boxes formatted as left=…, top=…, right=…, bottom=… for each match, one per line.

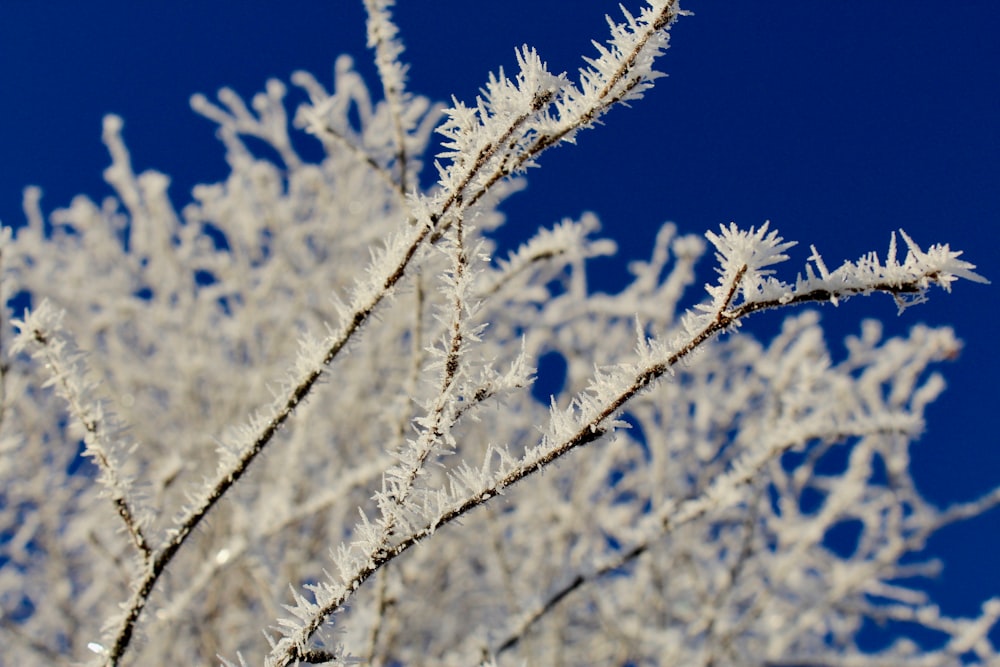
left=362, top=0, right=412, bottom=192
left=11, top=302, right=151, bottom=562
left=265, top=222, right=984, bottom=664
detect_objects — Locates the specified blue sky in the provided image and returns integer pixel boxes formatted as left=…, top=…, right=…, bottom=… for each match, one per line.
left=2, top=0, right=997, bottom=652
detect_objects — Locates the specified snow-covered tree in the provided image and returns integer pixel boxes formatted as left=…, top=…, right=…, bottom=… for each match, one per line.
left=1, top=2, right=996, bottom=665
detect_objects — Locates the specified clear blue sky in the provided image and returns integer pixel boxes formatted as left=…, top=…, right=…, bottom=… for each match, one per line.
left=2, top=0, right=997, bottom=652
